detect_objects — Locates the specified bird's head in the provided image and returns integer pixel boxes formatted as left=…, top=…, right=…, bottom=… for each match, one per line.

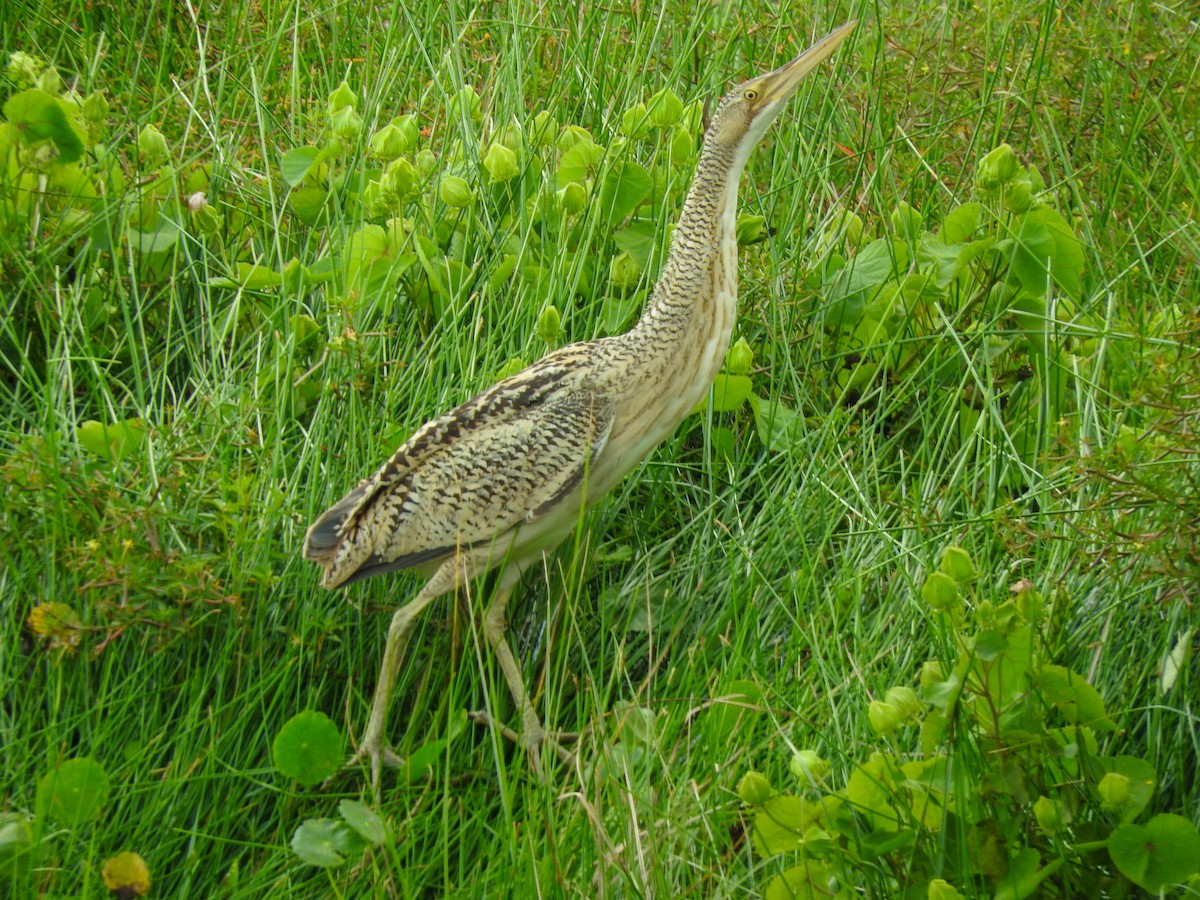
left=704, top=21, right=857, bottom=167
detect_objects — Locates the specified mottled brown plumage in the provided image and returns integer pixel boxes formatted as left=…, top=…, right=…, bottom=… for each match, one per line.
left=303, top=22, right=856, bottom=790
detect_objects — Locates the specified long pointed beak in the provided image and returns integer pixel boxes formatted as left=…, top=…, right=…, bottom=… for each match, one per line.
left=760, top=20, right=858, bottom=102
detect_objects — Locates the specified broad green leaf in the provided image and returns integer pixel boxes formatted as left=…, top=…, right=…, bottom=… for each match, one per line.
left=917, top=235, right=960, bottom=285
left=765, top=862, right=840, bottom=900
left=1007, top=219, right=1055, bottom=296
left=345, top=224, right=415, bottom=298
left=597, top=161, right=652, bottom=227
left=612, top=219, right=660, bottom=270
left=748, top=395, right=803, bottom=452
left=402, top=738, right=448, bottom=782
left=36, top=758, right=111, bottom=826
left=823, top=238, right=907, bottom=327
left=338, top=800, right=388, bottom=846
left=1109, top=814, right=1200, bottom=892
left=361, top=252, right=417, bottom=303
left=444, top=708, right=469, bottom=741
left=129, top=216, right=181, bottom=255
left=919, top=234, right=996, bottom=289
left=707, top=678, right=763, bottom=744
left=983, top=625, right=1032, bottom=706
left=290, top=818, right=363, bottom=867
left=272, top=710, right=343, bottom=786
left=844, top=755, right=902, bottom=831
left=940, top=202, right=982, bottom=244
left=519, top=264, right=554, bottom=307
left=890, top=201, right=922, bottom=239
left=710, top=425, right=736, bottom=461
left=1031, top=664, right=1114, bottom=731
left=695, top=373, right=752, bottom=414
left=50, top=163, right=99, bottom=204
left=227, top=262, right=283, bottom=290
left=974, top=630, right=1008, bottom=662
left=288, top=186, right=328, bottom=225
left=4, top=89, right=84, bottom=163
left=290, top=314, right=321, bottom=347
left=1025, top=205, right=1083, bottom=298
left=487, top=253, right=520, bottom=292
left=412, top=233, right=446, bottom=298
left=764, top=866, right=816, bottom=900
left=77, top=418, right=146, bottom=464
left=281, top=147, right=322, bottom=186
left=281, top=257, right=304, bottom=294
left=556, top=138, right=604, bottom=185
left=304, top=257, right=335, bottom=284
left=993, top=847, right=1062, bottom=900
left=751, top=795, right=823, bottom=855
left=601, top=292, right=640, bottom=334
left=920, top=709, right=950, bottom=755
left=735, top=213, right=768, bottom=246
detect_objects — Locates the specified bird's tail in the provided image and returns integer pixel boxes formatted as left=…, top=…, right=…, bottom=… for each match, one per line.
left=303, top=480, right=373, bottom=587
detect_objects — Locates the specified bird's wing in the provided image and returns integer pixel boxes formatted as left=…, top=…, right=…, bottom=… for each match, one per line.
left=303, top=357, right=613, bottom=588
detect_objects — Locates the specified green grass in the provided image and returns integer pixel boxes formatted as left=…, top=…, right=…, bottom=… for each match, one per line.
left=2, top=0, right=1198, bottom=895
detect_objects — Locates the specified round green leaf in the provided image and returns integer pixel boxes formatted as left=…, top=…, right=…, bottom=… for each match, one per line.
left=288, top=186, right=328, bottom=225
left=556, top=138, right=604, bottom=186
left=707, top=678, right=763, bottom=744
left=704, top=374, right=753, bottom=413
left=281, top=147, right=322, bottom=186
left=4, top=89, right=85, bottom=163
left=338, top=800, right=388, bottom=846
left=748, top=395, right=803, bottom=453
left=129, top=216, right=182, bottom=255
left=597, top=161, right=652, bottom=227
left=290, top=818, right=356, bottom=867
left=939, top=202, right=982, bottom=245
left=272, top=711, right=343, bottom=786
left=752, top=795, right=823, bottom=855
left=76, top=418, right=146, bottom=464
left=36, top=757, right=111, bottom=826
left=1109, top=814, right=1200, bottom=892
left=1007, top=218, right=1055, bottom=297
left=1024, top=205, right=1084, bottom=299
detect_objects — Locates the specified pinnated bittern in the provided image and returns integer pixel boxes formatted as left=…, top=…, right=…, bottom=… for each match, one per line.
left=304, top=22, right=857, bottom=789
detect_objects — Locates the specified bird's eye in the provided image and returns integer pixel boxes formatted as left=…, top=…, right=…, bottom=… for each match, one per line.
left=744, top=88, right=759, bottom=102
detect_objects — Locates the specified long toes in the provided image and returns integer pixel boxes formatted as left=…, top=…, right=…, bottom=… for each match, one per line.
left=547, top=735, right=575, bottom=765
left=470, top=709, right=576, bottom=771
left=320, top=743, right=399, bottom=790
left=322, top=740, right=406, bottom=794
left=344, top=733, right=406, bottom=766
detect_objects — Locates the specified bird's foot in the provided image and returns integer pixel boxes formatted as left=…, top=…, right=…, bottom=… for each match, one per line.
left=324, top=734, right=406, bottom=798
left=468, top=709, right=576, bottom=777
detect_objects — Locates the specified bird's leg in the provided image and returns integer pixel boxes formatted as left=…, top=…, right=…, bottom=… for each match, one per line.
left=476, top=583, right=574, bottom=774
left=348, top=558, right=460, bottom=795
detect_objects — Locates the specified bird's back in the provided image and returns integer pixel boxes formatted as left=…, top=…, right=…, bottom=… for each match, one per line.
left=303, top=344, right=615, bottom=588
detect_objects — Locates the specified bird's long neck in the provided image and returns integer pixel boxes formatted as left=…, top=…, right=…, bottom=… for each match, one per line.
left=615, top=132, right=750, bottom=429
left=632, top=140, right=743, bottom=341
